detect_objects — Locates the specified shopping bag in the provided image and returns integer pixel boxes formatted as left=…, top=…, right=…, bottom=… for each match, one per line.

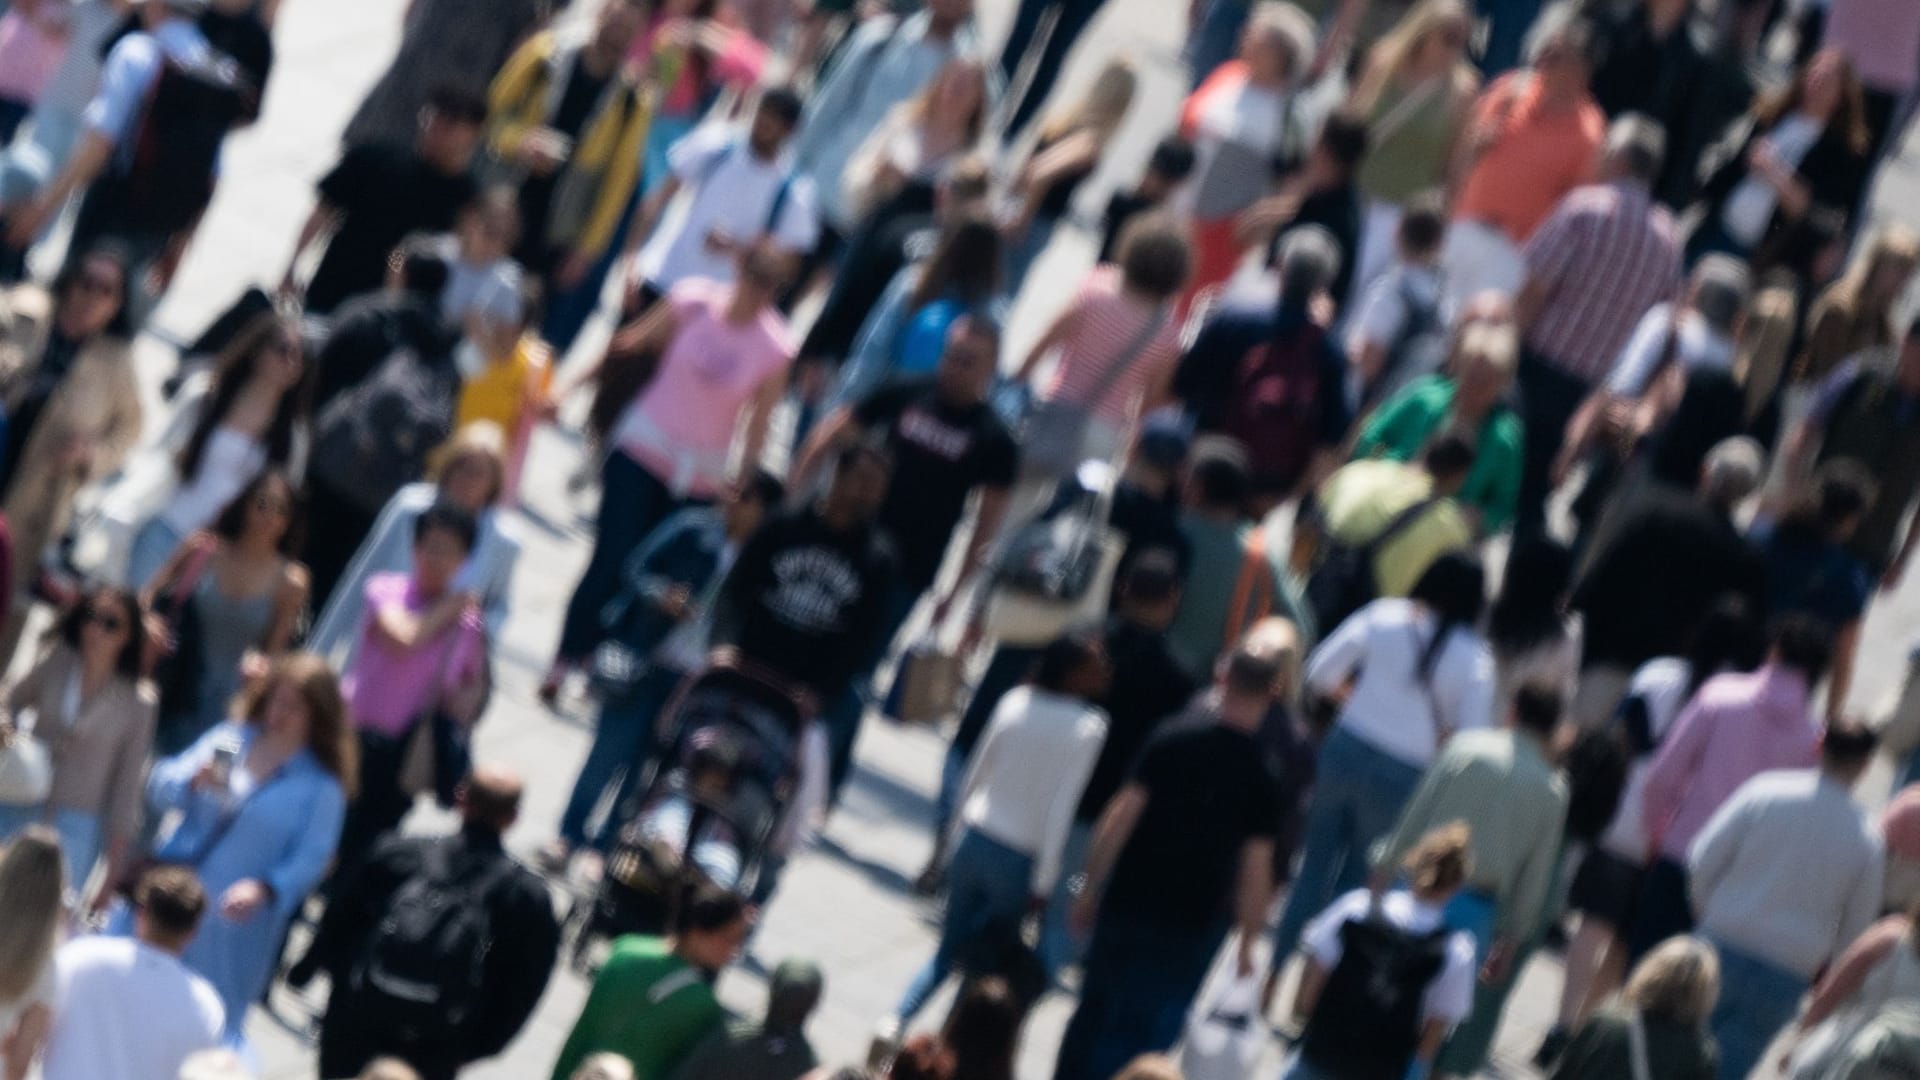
left=885, top=642, right=964, bottom=725
left=1178, top=968, right=1269, bottom=1080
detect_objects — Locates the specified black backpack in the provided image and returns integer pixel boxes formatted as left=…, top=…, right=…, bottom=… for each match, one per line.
left=309, top=346, right=458, bottom=514
left=1306, top=495, right=1441, bottom=635
left=350, top=841, right=518, bottom=1044
left=1298, top=912, right=1452, bottom=1080
left=93, top=50, right=254, bottom=237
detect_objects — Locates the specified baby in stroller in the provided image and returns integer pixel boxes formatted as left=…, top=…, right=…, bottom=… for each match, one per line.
left=630, top=732, right=751, bottom=891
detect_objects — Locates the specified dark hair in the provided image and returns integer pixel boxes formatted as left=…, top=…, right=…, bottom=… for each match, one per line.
left=1147, top=135, right=1197, bottom=181
left=1754, top=50, right=1872, bottom=157
left=1316, top=110, right=1370, bottom=170
left=210, top=468, right=305, bottom=556
left=1488, top=537, right=1573, bottom=655
left=835, top=438, right=894, bottom=478
left=679, top=884, right=749, bottom=934
left=423, top=83, right=489, bottom=126
left=943, top=977, right=1023, bottom=1080
left=1115, top=214, right=1191, bottom=300
left=1769, top=613, right=1835, bottom=683
left=395, top=233, right=451, bottom=299
left=1512, top=681, right=1563, bottom=735
left=741, top=469, right=786, bottom=508
left=1778, top=461, right=1876, bottom=542
left=1398, top=192, right=1448, bottom=256
left=1031, top=626, right=1106, bottom=694
left=1224, top=643, right=1284, bottom=698
left=134, top=865, right=208, bottom=939
left=1821, top=716, right=1878, bottom=768
left=1684, top=595, right=1768, bottom=697
left=759, top=85, right=805, bottom=127
left=1192, top=453, right=1249, bottom=510
left=1117, top=552, right=1182, bottom=609
left=889, top=1036, right=956, bottom=1080
left=413, top=501, right=479, bottom=553
left=51, top=243, right=135, bottom=341
left=911, top=212, right=1002, bottom=311
left=179, top=313, right=312, bottom=483
left=1408, top=552, right=1487, bottom=679
left=57, top=586, right=145, bottom=680
left=1422, top=430, right=1477, bottom=479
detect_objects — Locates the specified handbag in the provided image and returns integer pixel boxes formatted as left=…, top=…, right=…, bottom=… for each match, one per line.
left=115, top=754, right=285, bottom=899
left=1017, top=307, right=1168, bottom=481
left=1179, top=965, right=1270, bottom=1080
left=148, top=539, right=217, bottom=723
left=884, top=641, right=964, bottom=725
left=0, top=720, right=52, bottom=808
left=982, top=476, right=1127, bottom=648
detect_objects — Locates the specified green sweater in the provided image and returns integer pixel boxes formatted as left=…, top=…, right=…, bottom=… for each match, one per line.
left=552, top=936, right=725, bottom=1080
left=1550, top=1008, right=1716, bottom=1080
left=1354, top=375, right=1524, bottom=533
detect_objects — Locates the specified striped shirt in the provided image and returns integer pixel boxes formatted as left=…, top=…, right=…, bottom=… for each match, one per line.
left=1521, top=181, right=1683, bottom=384
left=1044, top=266, right=1180, bottom=425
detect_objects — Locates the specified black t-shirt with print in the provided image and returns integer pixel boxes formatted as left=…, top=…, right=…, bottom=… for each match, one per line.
left=853, top=377, right=1018, bottom=586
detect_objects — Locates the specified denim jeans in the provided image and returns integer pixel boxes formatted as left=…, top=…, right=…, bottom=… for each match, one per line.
left=998, top=0, right=1111, bottom=138
left=1271, top=726, right=1426, bottom=966
left=558, top=664, right=684, bottom=850
left=1707, top=937, right=1807, bottom=1080
left=1039, top=819, right=1095, bottom=976
left=1475, top=0, right=1544, bottom=77
left=557, top=451, right=688, bottom=663
left=824, top=579, right=924, bottom=800
left=895, top=828, right=1034, bottom=1021
left=1185, top=0, right=1249, bottom=89
left=1053, top=910, right=1229, bottom=1080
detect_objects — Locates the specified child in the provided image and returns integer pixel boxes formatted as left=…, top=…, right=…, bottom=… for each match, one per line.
left=442, top=186, right=525, bottom=330
left=631, top=735, right=748, bottom=890
left=1344, top=191, right=1448, bottom=409
left=1098, top=135, right=1195, bottom=265
left=453, top=277, right=551, bottom=504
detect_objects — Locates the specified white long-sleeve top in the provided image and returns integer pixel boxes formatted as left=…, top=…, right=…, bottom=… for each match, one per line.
left=1304, top=598, right=1496, bottom=769
left=952, top=686, right=1108, bottom=896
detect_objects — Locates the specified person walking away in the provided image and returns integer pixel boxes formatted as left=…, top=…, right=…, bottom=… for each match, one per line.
left=1237, top=112, right=1369, bottom=312
left=1163, top=450, right=1276, bottom=680
left=1343, top=193, right=1451, bottom=417
left=1266, top=552, right=1494, bottom=983
left=1756, top=464, right=1876, bottom=716
left=1586, top=0, right=1710, bottom=206
left=41, top=866, right=224, bottom=1080
left=1508, top=113, right=1682, bottom=537
left=0, top=587, right=152, bottom=896
left=0, top=827, right=64, bottom=1079
left=1549, top=936, right=1720, bottom=1080
left=302, top=767, right=559, bottom=1080
left=995, top=0, right=1121, bottom=144
left=1443, top=9, right=1604, bottom=306
left=1629, top=615, right=1834, bottom=963
left=670, top=958, right=823, bottom=1080
left=335, top=504, right=489, bottom=879
left=1781, top=898, right=1920, bottom=1075
left=1052, top=643, right=1284, bottom=1080
left=1280, top=823, right=1479, bottom=1080
left=119, top=653, right=353, bottom=1041
left=999, top=60, right=1135, bottom=297
left=1569, top=437, right=1768, bottom=728
left=1487, top=537, right=1580, bottom=723
left=550, top=886, right=752, bottom=1080
left=881, top=631, right=1110, bottom=1047
left=281, top=87, right=486, bottom=317
left=541, top=241, right=796, bottom=701
left=1686, top=719, right=1884, bottom=1079
left=342, top=0, right=549, bottom=153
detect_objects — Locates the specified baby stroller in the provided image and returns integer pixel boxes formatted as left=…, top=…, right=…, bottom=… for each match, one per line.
left=566, top=658, right=807, bottom=970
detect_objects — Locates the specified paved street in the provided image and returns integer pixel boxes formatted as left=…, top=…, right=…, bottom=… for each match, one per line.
left=65, top=0, right=1920, bottom=1074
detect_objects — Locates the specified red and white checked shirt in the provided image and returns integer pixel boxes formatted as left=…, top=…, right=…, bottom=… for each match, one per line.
left=1521, top=181, right=1684, bottom=385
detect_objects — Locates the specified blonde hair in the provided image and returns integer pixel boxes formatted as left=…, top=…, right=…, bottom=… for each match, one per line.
left=1242, top=617, right=1304, bottom=708
left=1111, top=1054, right=1184, bottom=1080
left=1454, top=320, right=1519, bottom=378
left=0, top=826, right=64, bottom=1004
left=1352, top=0, right=1474, bottom=114
left=1403, top=822, right=1472, bottom=896
left=910, top=56, right=990, bottom=146
left=1038, top=58, right=1137, bottom=145
left=1623, top=936, right=1721, bottom=1028
left=431, top=420, right=509, bottom=506
left=1246, top=1, right=1317, bottom=84
left=570, top=1054, right=637, bottom=1080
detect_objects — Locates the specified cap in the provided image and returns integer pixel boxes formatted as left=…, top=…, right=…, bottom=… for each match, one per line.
left=1136, top=409, right=1192, bottom=470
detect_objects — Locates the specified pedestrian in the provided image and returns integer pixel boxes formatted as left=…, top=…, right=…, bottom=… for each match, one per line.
left=0, top=585, right=152, bottom=892
left=1052, top=642, right=1283, bottom=1080
left=999, top=59, right=1135, bottom=295
left=0, top=247, right=142, bottom=663
left=1687, top=719, right=1884, bottom=1079
left=303, top=767, right=560, bottom=1080
left=1343, top=0, right=1478, bottom=295
left=840, top=58, right=990, bottom=244
left=1569, top=437, right=1768, bottom=728
left=335, top=503, right=490, bottom=878
left=451, top=281, right=551, bottom=500
left=1538, top=597, right=1764, bottom=1063
left=883, top=630, right=1109, bottom=1039
left=125, top=312, right=312, bottom=591
left=1239, top=111, right=1369, bottom=311
left=1268, top=551, right=1493, bottom=974
left=1163, top=449, right=1277, bottom=680
left=1756, top=463, right=1876, bottom=714
left=1630, top=615, right=1834, bottom=962
left=41, top=866, right=225, bottom=1080
left=1586, top=0, right=1710, bottom=206
left=0, top=0, right=66, bottom=144
left=670, top=958, right=824, bottom=1080
left=1279, top=823, right=1479, bottom=1080
left=549, top=886, right=753, bottom=1080
left=1445, top=7, right=1604, bottom=305
left=1487, top=537, right=1581, bottom=721
left=119, top=652, right=353, bottom=1041
left=542, top=241, right=796, bottom=702
left=627, top=0, right=771, bottom=201
left=1781, top=899, right=1920, bottom=1076
left=342, top=0, right=549, bottom=153
left=1548, top=936, right=1720, bottom=1080
left=0, top=827, right=63, bottom=1077
left=281, top=86, right=486, bottom=317
left=1344, top=191, right=1449, bottom=413
left=542, top=472, right=784, bottom=872
left=438, top=188, right=525, bottom=331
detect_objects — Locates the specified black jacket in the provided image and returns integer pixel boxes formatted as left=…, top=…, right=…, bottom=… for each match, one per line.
left=311, top=292, right=457, bottom=413
left=1691, top=110, right=1871, bottom=260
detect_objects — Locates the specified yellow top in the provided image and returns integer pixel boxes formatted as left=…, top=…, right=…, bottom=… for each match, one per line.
left=1317, top=458, right=1474, bottom=599
left=457, top=335, right=553, bottom=438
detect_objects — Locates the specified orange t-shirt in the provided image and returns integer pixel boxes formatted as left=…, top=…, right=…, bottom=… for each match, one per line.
left=1452, top=72, right=1605, bottom=244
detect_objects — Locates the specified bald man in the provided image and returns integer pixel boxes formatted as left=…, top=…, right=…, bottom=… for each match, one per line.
left=299, top=767, right=561, bottom=1080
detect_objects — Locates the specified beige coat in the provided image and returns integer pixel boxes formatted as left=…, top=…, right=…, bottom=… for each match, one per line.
left=0, top=286, right=143, bottom=656
left=5, top=643, right=157, bottom=848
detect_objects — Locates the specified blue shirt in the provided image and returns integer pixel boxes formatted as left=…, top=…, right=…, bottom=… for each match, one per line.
left=83, top=17, right=210, bottom=148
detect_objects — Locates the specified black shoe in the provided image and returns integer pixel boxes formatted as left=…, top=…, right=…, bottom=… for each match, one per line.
left=1533, top=1026, right=1572, bottom=1070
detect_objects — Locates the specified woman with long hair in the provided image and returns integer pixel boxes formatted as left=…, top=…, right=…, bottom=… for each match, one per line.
left=139, top=470, right=309, bottom=756
left=0, top=827, right=64, bottom=1079
left=830, top=210, right=1002, bottom=411
left=1689, top=46, right=1874, bottom=267
left=842, top=57, right=989, bottom=231
left=120, top=652, right=353, bottom=1040
left=0, top=586, right=152, bottom=893
left=1269, top=552, right=1494, bottom=966
left=1001, top=59, right=1136, bottom=298
left=1344, top=0, right=1478, bottom=293
left=1487, top=536, right=1581, bottom=721
left=124, top=311, right=312, bottom=591
left=1550, top=936, right=1720, bottom=1079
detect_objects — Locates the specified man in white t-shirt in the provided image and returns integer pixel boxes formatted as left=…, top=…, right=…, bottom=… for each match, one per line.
left=625, top=87, right=819, bottom=312
left=42, top=867, right=225, bottom=1080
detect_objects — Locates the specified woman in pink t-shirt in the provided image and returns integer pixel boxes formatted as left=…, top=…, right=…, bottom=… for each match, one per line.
left=542, top=241, right=796, bottom=698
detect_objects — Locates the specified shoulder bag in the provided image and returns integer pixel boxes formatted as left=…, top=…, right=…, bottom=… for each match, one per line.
left=1017, top=306, right=1169, bottom=481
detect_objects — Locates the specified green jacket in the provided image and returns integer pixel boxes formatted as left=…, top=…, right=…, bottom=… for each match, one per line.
left=1354, top=375, right=1524, bottom=533
left=552, top=936, right=724, bottom=1080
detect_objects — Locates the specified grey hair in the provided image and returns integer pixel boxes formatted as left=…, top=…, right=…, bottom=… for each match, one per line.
left=1702, top=436, right=1766, bottom=507
left=1691, top=255, right=1752, bottom=334
left=1247, top=1, right=1319, bottom=83
left=1606, top=114, right=1667, bottom=184
left=1625, top=936, right=1721, bottom=1028
left=1524, top=2, right=1596, bottom=68
left=1277, top=225, right=1341, bottom=299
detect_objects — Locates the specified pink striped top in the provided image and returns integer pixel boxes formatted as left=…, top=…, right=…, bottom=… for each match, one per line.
left=1044, top=266, right=1180, bottom=426
left=1521, top=181, right=1683, bottom=385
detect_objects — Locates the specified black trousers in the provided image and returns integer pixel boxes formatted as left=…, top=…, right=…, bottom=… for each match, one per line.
left=302, top=477, right=382, bottom=615
left=1515, top=350, right=1594, bottom=538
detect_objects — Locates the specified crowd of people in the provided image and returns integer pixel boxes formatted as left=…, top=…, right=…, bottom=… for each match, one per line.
left=0, top=0, right=1916, bottom=1075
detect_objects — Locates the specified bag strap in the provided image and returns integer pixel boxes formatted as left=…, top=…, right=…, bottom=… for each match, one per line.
left=184, top=756, right=290, bottom=870
left=1079, top=306, right=1169, bottom=414
left=1408, top=618, right=1452, bottom=748
left=1360, top=495, right=1442, bottom=563
left=1222, top=527, right=1274, bottom=646
left=1626, top=1010, right=1653, bottom=1080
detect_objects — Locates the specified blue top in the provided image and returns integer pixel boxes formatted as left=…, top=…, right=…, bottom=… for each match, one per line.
left=84, top=18, right=211, bottom=148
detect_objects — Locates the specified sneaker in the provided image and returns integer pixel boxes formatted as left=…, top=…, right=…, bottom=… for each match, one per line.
left=867, top=1017, right=902, bottom=1071
left=1532, top=1025, right=1572, bottom=1070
